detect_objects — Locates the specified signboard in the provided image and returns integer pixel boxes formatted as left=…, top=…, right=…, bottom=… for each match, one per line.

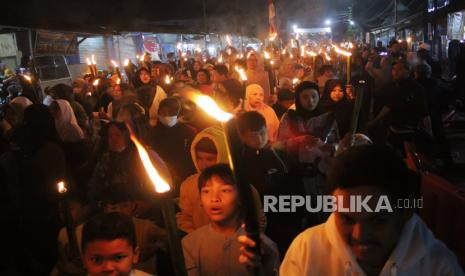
left=35, top=31, right=78, bottom=56
left=0, top=33, right=17, bottom=57
left=143, top=35, right=161, bottom=56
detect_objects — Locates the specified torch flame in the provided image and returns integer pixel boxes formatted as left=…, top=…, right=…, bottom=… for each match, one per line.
left=282, top=49, right=286, bottom=55
left=140, top=54, right=145, bottom=62
left=269, top=33, right=277, bottom=41
left=300, top=46, right=305, bottom=57
left=116, top=78, right=121, bottom=85
left=86, top=58, right=92, bottom=66
left=124, top=59, right=130, bottom=67
left=324, top=52, right=332, bottom=61
left=111, top=60, right=118, bottom=68
left=57, top=181, right=67, bottom=194
left=91, top=55, right=96, bottom=65
left=130, top=134, right=171, bottom=193
left=192, top=94, right=233, bottom=122
left=218, top=55, right=223, bottom=63
left=176, top=42, right=182, bottom=50
left=264, top=51, right=271, bottom=60
left=23, top=75, right=32, bottom=82
left=292, top=78, right=300, bottom=85
left=234, top=66, right=247, bottom=82
left=226, top=35, right=232, bottom=46
left=165, top=75, right=171, bottom=84
left=290, top=53, right=294, bottom=59
left=93, top=79, right=100, bottom=86
left=306, top=51, right=317, bottom=57
left=333, top=45, right=352, bottom=57
left=291, top=39, right=296, bottom=48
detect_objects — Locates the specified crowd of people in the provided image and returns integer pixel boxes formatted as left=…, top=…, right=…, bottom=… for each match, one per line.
left=0, top=37, right=465, bottom=276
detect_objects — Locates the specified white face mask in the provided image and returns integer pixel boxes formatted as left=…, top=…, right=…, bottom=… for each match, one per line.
left=158, top=115, right=177, bottom=127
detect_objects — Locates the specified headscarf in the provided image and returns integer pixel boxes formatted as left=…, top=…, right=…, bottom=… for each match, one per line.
left=53, top=99, right=84, bottom=143
left=133, top=67, right=152, bottom=89
left=245, top=84, right=265, bottom=109
left=320, top=79, right=349, bottom=112
left=21, top=104, right=58, bottom=154
left=293, top=81, right=325, bottom=120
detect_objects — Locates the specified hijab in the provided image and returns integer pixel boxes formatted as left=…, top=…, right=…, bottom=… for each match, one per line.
left=293, top=81, right=325, bottom=120
left=54, top=99, right=84, bottom=143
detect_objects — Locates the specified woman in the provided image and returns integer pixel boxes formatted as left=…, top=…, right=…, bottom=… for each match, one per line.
left=50, top=99, right=85, bottom=143
left=320, top=79, right=353, bottom=139
left=244, top=84, right=280, bottom=143
left=134, top=67, right=167, bottom=126
left=195, top=68, right=214, bottom=97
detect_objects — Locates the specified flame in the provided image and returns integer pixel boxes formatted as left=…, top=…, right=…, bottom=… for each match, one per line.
left=226, top=35, right=232, bottom=46
left=348, top=42, right=354, bottom=49
left=57, top=181, right=67, bottom=194
left=239, top=53, right=244, bottom=59
left=318, top=49, right=323, bottom=54
left=398, top=39, right=402, bottom=43
left=192, top=94, right=233, bottom=122
left=406, top=37, right=412, bottom=43
left=234, top=66, right=247, bottom=81
left=116, top=78, right=121, bottom=85
left=269, top=33, right=277, bottom=41
left=91, top=55, right=96, bottom=65
left=136, top=55, right=140, bottom=60
left=176, top=42, right=182, bottom=50
left=290, top=53, right=294, bottom=59
left=140, top=54, right=145, bottom=62
left=124, top=59, right=130, bottom=67
left=333, top=45, right=352, bottom=57
left=300, top=46, right=305, bottom=57
left=23, top=75, right=32, bottom=82
left=292, top=78, right=300, bottom=85
left=264, top=51, right=271, bottom=59
left=291, top=39, right=296, bottom=48
left=306, top=51, right=317, bottom=57
left=218, top=55, right=223, bottom=63
left=296, top=33, right=300, bottom=40
left=86, top=58, right=92, bottom=66
left=195, top=47, right=201, bottom=53
left=165, top=75, right=171, bottom=84
left=282, top=49, right=286, bottom=55
left=324, top=52, right=332, bottom=61
left=130, top=134, right=171, bottom=193
left=227, top=48, right=232, bottom=55
left=246, top=51, right=253, bottom=59
left=111, top=60, right=118, bottom=67
left=93, top=79, right=100, bottom=86
left=270, top=60, right=275, bottom=66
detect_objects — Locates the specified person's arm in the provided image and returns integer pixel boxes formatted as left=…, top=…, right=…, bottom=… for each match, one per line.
left=368, top=106, right=390, bottom=127
left=182, top=237, right=200, bottom=276
left=238, top=232, right=280, bottom=276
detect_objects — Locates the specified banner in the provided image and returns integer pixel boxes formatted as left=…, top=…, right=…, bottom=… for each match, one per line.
left=0, top=33, right=17, bottom=57
left=447, top=11, right=465, bottom=40
left=35, top=31, right=78, bottom=56
left=268, top=0, right=278, bottom=39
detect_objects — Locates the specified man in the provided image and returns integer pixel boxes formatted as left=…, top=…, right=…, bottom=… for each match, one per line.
left=240, top=145, right=464, bottom=275
left=417, top=43, right=442, bottom=80
left=368, top=60, right=431, bottom=152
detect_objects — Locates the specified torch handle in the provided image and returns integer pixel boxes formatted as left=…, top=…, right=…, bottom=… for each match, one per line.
left=222, top=120, right=262, bottom=258
left=160, top=196, right=187, bottom=276
left=349, top=81, right=365, bottom=146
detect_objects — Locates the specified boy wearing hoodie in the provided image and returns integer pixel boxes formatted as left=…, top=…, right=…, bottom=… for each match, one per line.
left=240, top=145, right=464, bottom=275
left=176, top=126, right=264, bottom=234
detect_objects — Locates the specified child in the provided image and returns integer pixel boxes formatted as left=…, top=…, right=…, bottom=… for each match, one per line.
left=81, top=212, right=153, bottom=276
left=176, top=126, right=264, bottom=234
left=182, top=164, right=279, bottom=276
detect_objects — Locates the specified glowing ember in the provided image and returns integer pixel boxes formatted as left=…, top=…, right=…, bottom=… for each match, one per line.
left=130, top=135, right=171, bottom=193
left=192, top=94, right=233, bottom=122
left=57, top=181, right=67, bottom=194
left=234, top=66, right=247, bottom=82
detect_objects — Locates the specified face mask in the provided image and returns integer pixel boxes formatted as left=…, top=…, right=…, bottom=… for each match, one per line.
left=158, top=115, right=177, bottom=127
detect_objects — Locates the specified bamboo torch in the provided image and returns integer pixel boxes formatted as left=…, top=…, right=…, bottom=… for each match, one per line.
left=129, top=133, right=187, bottom=276
left=111, top=60, right=122, bottom=81
left=333, top=45, right=352, bottom=84
left=91, top=55, right=98, bottom=77
left=349, top=80, right=365, bottom=146
left=56, top=181, right=81, bottom=264
left=190, top=93, right=261, bottom=275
